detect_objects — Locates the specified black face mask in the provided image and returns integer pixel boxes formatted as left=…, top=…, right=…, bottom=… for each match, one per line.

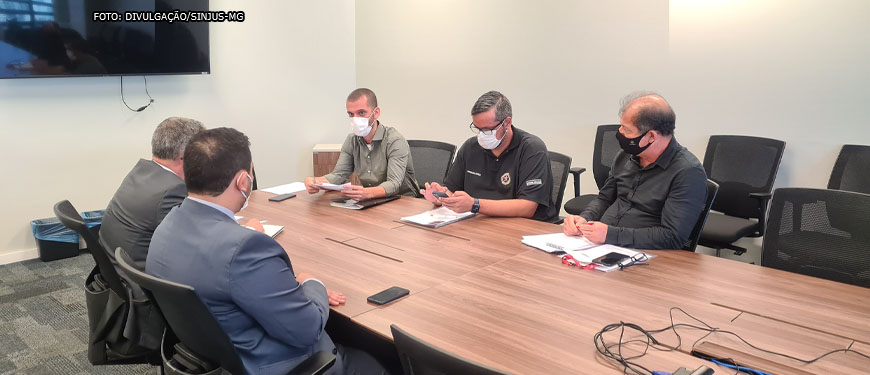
left=615, top=130, right=651, bottom=156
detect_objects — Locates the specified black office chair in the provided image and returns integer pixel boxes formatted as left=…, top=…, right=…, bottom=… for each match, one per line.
left=697, top=135, right=786, bottom=256
left=391, top=324, right=508, bottom=375
left=761, top=188, right=870, bottom=288
left=408, top=140, right=457, bottom=187
left=828, top=144, right=870, bottom=194
left=53, top=200, right=155, bottom=365
left=564, top=124, right=621, bottom=215
left=682, top=180, right=719, bottom=252
left=114, top=248, right=336, bottom=375
left=548, top=151, right=573, bottom=223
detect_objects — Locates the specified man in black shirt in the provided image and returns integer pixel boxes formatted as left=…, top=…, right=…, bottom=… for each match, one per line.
left=420, top=91, right=557, bottom=222
left=563, top=92, right=707, bottom=249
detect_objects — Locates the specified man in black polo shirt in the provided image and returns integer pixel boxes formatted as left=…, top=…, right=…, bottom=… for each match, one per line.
left=420, top=91, right=557, bottom=222
left=563, top=92, right=707, bottom=249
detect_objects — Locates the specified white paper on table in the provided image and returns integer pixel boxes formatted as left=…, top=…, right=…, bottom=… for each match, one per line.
left=565, top=244, right=654, bottom=268
left=262, top=224, right=284, bottom=238
left=261, top=182, right=307, bottom=195
left=400, top=206, right=475, bottom=228
left=521, top=233, right=596, bottom=253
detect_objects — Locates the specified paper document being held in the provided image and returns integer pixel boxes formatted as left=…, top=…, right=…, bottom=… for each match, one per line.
left=400, top=207, right=475, bottom=228
left=314, top=183, right=350, bottom=191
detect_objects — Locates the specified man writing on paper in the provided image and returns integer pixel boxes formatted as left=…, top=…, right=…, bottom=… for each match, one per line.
left=304, top=88, right=419, bottom=199
left=148, top=128, right=388, bottom=375
left=420, top=90, right=557, bottom=222
left=563, top=92, right=707, bottom=250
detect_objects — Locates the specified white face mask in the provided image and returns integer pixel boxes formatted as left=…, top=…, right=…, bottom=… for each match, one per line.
left=350, top=114, right=373, bottom=137
left=238, top=172, right=253, bottom=211
left=477, top=127, right=506, bottom=150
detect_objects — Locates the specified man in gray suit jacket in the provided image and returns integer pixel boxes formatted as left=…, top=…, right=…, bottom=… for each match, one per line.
left=100, top=117, right=205, bottom=270
left=148, top=127, right=388, bottom=375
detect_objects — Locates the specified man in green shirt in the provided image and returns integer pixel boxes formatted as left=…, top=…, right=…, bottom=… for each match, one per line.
left=304, top=88, right=419, bottom=199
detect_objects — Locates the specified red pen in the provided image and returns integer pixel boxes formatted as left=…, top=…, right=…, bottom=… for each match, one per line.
left=576, top=221, right=595, bottom=230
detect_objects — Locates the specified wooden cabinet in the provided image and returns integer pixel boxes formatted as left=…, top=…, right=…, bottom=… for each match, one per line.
left=313, top=144, right=360, bottom=185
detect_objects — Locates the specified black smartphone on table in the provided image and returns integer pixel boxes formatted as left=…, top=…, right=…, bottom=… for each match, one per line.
left=367, top=286, right=410, bottom=305
left=268, top=193, right=296, bottom=202
left=593, top=252, right=630, bottom=266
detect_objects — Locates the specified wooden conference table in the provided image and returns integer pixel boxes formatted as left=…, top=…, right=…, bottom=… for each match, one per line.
left=241, top=190, right=870, bottom=374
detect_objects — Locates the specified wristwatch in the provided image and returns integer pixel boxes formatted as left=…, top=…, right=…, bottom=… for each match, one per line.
left=471, top=198, right=480, bottom=214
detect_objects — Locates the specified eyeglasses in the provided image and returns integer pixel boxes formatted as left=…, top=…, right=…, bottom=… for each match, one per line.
left=469, top=118, right=506, bottom=135
left=561, top=254, right=596, bottom=270
left=618, top=253, right=649, bottom=270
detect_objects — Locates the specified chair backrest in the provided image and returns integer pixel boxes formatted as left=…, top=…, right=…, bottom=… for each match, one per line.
left=828, top=144, right=870, bottom=194
left=251, top=165, right=258, bottom=191
left=683, top=179, right=719, bottom=252
left=548, top=151, right=572, bottom=213
left=592, top=124, right=622, bottom=189
left=408, top=140, right=456, bottom=186
left=761, top=188, right=870, bottom=288
left=114, top=248, right=246, bottom=375
left=53, top=200, right=126, bottom=297
left=391, top=324, right=508, bottom=375
left=703, top=135, right=785, bottom=219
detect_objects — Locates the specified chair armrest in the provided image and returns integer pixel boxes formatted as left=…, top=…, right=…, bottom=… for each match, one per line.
left=748, top=192, right=772, bottom=236
left=287, top=351, right=336, bottom=375
left=568, top=167, right=586, bottom=197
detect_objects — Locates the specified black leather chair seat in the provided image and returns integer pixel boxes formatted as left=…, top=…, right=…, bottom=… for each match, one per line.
left=700, top=212, right=759, bottom=244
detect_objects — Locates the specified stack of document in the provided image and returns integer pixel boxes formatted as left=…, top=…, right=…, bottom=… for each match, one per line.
left=262, top=224, right=284, bottom=238
left=236, top=216, right=284, bottom=239
left=523, top=233, right=653, bottom=272
left=522, top=233, right=596, bottom=253
left=400, top=207, right=475, bottom=228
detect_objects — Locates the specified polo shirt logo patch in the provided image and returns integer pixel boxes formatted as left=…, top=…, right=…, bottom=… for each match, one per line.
left=525, top=179, right=542, bottom=186
left=501, top=173, right=511, bottom=185
left=467, top=170, right=482, bottom=177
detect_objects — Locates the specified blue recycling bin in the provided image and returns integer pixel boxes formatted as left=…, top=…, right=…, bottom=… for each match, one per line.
left=30, top=217, right=80, bottom=262
left=30, top=210, right=104, bottom=262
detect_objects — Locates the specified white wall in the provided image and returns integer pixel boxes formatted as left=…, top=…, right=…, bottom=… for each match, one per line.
left=0, top=0, right=356, bottom=263
left=3, top=1, right=868, bottom=264
left=356, top=0, right=870, bottom=261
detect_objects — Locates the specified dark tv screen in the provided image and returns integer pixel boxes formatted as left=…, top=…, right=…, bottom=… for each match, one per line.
left=0, top=0, right=209, bottom=78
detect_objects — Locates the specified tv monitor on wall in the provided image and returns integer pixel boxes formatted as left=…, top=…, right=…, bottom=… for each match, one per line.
left=0, top=0, right=209, bottom=78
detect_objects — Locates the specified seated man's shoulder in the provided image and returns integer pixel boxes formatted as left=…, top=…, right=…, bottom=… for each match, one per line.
left=519, top=131, right=548, bottom=150
left=514, top=130, right=549, bottom=158
left=672, top=146, right=705, bottom=172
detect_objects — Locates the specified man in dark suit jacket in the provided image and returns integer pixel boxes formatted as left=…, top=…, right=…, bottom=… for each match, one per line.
left=100, top=117, right=205, bottom=270
left=147, top=127, right=387, bottom=375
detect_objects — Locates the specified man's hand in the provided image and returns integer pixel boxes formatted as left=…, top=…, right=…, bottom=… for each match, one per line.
left=304, top=177, right=321, bottom=194
left=563, top=215, right=588, bottom=236
left=341, top=185, right=371, bottom=201
left=420, top=182, right=450, bottom=205
left=579, top=221, right=608, bottom=244
left=244, top=218, right=265, bottom=233
left=327, top=290, right=346, bottom=306
left=440, top=191, right=474, bottom=213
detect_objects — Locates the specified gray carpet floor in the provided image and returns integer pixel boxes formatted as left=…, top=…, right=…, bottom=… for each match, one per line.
left=0, top=252, right=157, bottom=374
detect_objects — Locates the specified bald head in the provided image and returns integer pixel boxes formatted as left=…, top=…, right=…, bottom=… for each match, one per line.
left=619, top=91, right=676, bottom=136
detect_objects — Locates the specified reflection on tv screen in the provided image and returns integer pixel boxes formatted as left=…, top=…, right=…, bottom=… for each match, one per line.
left=0, top=0, right=209, bottom=78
